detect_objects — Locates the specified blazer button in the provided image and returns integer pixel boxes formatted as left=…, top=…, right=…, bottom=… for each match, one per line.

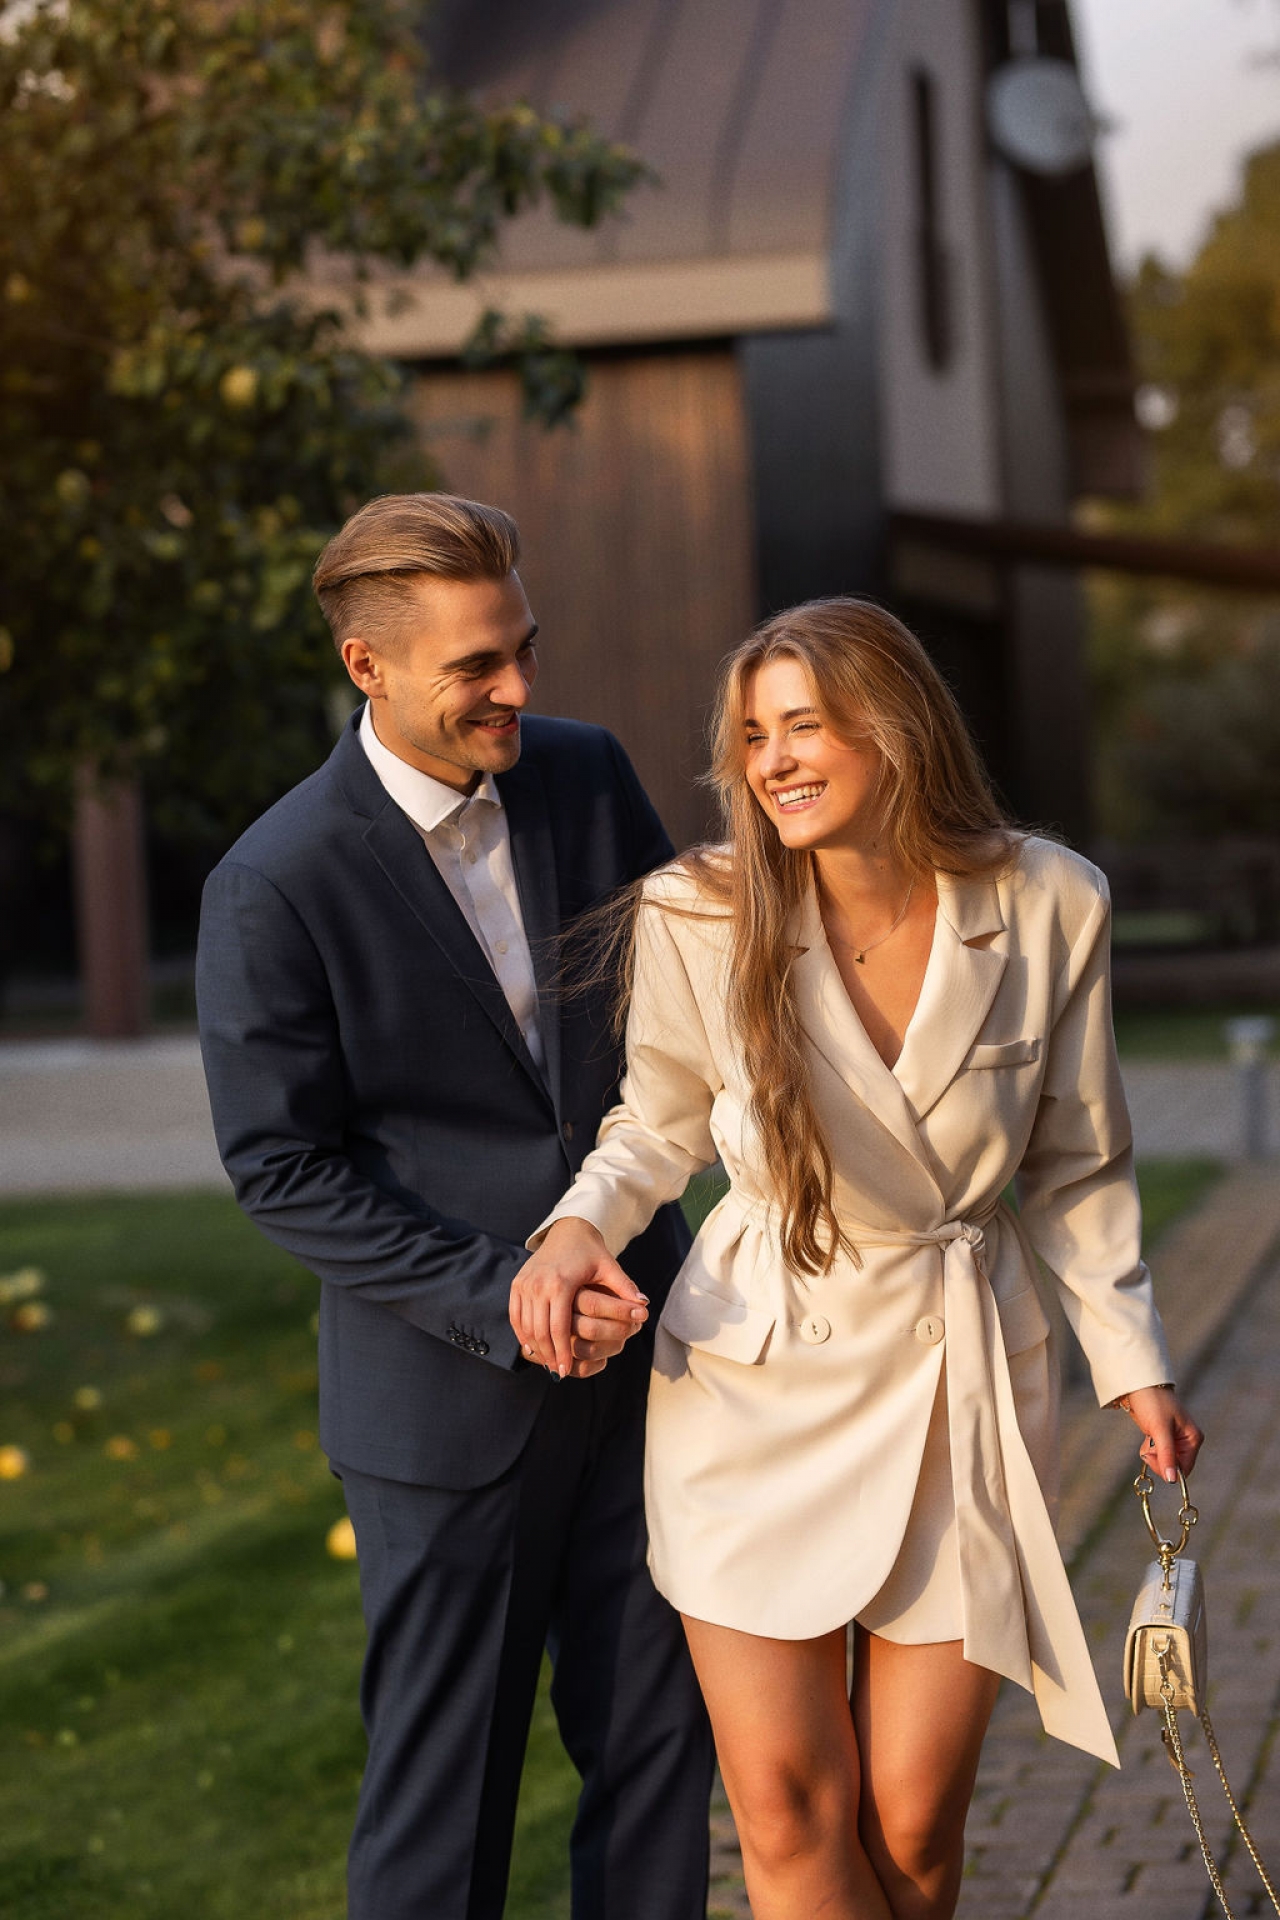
left=914, top=1315, right=945, bottom=1346
left=799, top=1313, right=831, bottom=1345
left=562, top=1120, right=575, bottom=1141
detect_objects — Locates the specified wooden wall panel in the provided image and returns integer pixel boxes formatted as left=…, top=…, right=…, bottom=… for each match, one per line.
left=407, top=350, right=756, bottom=851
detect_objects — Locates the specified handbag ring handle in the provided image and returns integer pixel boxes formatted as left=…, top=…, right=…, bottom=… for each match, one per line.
left=1134, top=1463, right=1198, bottom=1563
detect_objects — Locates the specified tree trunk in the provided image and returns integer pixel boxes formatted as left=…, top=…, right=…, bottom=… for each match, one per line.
left=72, top=768, right=149, bottom=1038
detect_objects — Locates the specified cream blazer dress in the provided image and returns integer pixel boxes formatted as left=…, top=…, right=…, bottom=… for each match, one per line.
left=535, top=837, right=1173, bottom=1766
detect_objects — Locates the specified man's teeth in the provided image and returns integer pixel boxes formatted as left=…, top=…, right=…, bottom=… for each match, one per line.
left=774, top=784, right=825, bottom=809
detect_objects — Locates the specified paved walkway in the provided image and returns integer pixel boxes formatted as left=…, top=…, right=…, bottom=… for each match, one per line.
left=708, top=1164, right=1280, bottom=1919
left=0, top=1038, right=1276, bottom=1196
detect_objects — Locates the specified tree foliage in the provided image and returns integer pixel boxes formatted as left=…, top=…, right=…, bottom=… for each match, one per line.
left=1089, top=141, right=1280, bottom=840
left=0, top=0, right=644, bottom=836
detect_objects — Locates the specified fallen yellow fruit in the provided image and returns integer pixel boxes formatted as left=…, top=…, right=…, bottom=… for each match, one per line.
left=325, top=1516, right=358, bottom=1561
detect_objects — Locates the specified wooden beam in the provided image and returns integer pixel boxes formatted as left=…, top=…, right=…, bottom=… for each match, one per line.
left=72, top=769, right=149, bottom=1038
left=889, top=511, right=1280, bottom=594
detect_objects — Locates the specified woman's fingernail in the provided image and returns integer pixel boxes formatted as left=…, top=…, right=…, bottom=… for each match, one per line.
left=1165, top=1467, right=1178, bottom=1482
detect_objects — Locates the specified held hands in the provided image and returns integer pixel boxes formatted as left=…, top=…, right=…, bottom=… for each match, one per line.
left=510, top=1218, right=649, bottom=1381
left=1116, top=1384, right=1204, bottom=1483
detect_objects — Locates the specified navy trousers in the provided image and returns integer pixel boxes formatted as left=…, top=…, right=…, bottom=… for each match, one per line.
left=337, top=1346, right=714, bottom=1920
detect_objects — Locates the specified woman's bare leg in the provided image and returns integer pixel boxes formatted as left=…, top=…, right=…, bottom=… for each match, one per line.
left=852, top=1629, right=1000, bottom=1920
left=681, top=1615, right=894, bottom=1920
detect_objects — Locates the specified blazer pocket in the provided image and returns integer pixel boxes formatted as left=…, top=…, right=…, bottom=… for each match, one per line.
left=659, top=1279, right=776, bottom=1365
left=966, top=1038, right=1042, bottom=1069
left=995, top=1283, right=1051, bottom=1356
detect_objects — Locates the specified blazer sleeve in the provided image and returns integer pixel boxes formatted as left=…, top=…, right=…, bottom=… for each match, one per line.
left=1014, top=875, right=1174, bottom=1407
left=531, top=885, right=720, bottom=1254
left=197, top=858, right=527, bottom=1368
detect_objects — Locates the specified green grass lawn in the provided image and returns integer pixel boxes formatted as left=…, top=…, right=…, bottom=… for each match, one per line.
left=1113, top=1004, right=1279, bottom=1060
left=0, top=1166, right=1223, bottom=1916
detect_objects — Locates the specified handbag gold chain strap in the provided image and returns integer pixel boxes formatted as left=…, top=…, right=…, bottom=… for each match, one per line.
left=1133, top=1468, right=1280, bottom=1920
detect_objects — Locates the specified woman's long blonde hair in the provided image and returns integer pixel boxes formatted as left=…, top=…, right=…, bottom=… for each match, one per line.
left=675, top=597, right=1016, bottom=1274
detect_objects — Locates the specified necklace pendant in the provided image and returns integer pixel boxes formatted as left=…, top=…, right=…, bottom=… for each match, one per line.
left=853, top=951, right=866, bottom=964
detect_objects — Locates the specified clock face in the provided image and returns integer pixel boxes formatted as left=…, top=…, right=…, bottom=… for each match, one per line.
left=985, top=57, right=1096, bottom=177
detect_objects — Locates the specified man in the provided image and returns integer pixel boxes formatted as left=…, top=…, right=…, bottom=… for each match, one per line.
left=196, top=493, right=712, bottom=1920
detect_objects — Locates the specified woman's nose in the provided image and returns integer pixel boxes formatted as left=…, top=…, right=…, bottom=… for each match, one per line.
left=758, top=734, right=795, bottom=778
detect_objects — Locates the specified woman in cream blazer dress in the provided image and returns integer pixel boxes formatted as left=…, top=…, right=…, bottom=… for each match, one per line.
left=514, top=599, right=1202, bottom=1920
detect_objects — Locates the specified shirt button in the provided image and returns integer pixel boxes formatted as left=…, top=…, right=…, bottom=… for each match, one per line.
left=799, top=1314, right=831, bottom=1345
left=495, top=939, right=508, bottom=955
left=914, top=1315, right=945, bottom=1345
left=465, top=850, right=478, bottom=865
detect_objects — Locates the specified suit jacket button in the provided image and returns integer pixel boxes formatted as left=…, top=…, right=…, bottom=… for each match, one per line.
left=562, top=1120, right=575, bottom=1141
left=475, top=1340, right=489, bottom=1356
left=914, top=1315, right=945, bottom=1345
left=799, top=1314, right=831, bottom=1345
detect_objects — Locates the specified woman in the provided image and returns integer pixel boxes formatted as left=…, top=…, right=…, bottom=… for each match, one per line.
left=511, top=598, right=1202, bottom=1920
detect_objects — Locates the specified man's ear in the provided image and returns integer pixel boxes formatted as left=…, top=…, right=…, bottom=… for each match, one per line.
left=341, top=636, right=383, bottom=697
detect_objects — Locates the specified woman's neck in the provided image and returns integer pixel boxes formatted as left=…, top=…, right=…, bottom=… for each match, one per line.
left=812, top=843, right=912, bottom=917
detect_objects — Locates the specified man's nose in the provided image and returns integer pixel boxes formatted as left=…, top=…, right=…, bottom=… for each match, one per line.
left=490, top=659, right=533, bottom=708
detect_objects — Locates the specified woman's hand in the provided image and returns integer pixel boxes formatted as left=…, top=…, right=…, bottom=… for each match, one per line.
left=1117, top=1384, right=1204, bottom=1482
left=510, top=1218, right=649, bottom=1379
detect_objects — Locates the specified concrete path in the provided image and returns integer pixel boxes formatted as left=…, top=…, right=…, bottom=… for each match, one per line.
left=0, top=1037, right=1276, bottom=1197
left=0, top=1037, right=229, bottom=1195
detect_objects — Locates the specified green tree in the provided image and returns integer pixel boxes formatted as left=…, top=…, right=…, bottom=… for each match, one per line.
left=1088, top=140, right=1280, bottom=841
left=0, top=0, right=643, bottom=839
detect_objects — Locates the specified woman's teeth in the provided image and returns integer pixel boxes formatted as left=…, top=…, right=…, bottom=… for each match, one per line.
left=773, top=784, right=825, bottom=810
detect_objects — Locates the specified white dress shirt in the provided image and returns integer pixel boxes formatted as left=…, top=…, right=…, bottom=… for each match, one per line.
left=359, top=702, right=546, bottom=1073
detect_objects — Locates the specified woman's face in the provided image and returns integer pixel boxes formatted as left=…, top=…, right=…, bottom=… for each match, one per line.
left=742, top=657, right=884, bottom=854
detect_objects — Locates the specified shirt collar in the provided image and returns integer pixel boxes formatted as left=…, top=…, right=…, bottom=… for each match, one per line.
left=359, top=700, right=502, bottom=835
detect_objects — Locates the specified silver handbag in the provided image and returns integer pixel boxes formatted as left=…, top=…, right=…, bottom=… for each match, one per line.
left=1123, top=1468, right=1278, bottom=1919
left=1123, top=1543, right=1207, bottom=1715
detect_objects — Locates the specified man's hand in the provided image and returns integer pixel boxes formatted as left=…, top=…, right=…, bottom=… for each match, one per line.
left=511, top=1217, right=649, bottom=1379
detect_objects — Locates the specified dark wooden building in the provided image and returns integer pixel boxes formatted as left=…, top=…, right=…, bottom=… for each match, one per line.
left=325, top=0, right=1140, bottom=851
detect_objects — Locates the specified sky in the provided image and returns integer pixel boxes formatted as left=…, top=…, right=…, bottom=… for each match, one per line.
left=1071, top=0, right=1280, bottom=269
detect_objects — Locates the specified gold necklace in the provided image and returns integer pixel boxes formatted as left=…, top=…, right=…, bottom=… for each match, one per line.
left=825, top=877, right=916, bottom=964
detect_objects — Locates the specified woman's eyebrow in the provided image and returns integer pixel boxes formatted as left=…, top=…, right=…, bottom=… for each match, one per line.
left=743, top=705, right=819, bottom=726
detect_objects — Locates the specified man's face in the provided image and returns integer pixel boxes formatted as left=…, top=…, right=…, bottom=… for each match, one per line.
left=343, top=572, right=539, bottom=792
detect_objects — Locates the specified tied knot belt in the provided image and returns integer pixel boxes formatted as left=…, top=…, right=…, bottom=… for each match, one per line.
left=727, top=1190, right=1118, bottom=1765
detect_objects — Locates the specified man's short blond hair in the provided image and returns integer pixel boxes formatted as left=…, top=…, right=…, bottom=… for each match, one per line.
left=313, top=492, right=521, bottom=651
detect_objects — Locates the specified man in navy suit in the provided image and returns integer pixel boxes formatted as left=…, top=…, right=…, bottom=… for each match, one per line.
left=196, top=493, right=712, bottom=1919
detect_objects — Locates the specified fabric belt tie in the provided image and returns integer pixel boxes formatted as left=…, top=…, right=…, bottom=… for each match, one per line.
left=732, top=1194, right=1119, bottom=1765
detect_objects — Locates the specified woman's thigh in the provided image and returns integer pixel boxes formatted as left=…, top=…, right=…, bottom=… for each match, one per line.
left=680, top=1615, right=858, bottom=1813
left=852, top=1630, right=999, bottom=1861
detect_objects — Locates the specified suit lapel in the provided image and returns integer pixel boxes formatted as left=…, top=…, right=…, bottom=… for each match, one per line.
left=497, top=757, right=563, bottom=1116
left=892, top=871, right=1007, bottom=1121
left=350, top=750, right=552, bottom=1106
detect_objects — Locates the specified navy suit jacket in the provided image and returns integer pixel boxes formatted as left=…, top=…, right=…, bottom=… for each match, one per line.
left=196, top=712, right=690, bottom=1489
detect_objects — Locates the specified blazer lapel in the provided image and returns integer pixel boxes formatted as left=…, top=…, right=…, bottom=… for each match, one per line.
left=892, top=871, right=1008, bottom=1121
left=497, top=757, right=563, bottom=1116
left=789, top=887, right=927, bottom=1168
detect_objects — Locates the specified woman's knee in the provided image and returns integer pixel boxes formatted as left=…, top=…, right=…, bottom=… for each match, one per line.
left=860, top=1789, right=966, bottom=1902
left=730, top=1760, right=856, bottom=1872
